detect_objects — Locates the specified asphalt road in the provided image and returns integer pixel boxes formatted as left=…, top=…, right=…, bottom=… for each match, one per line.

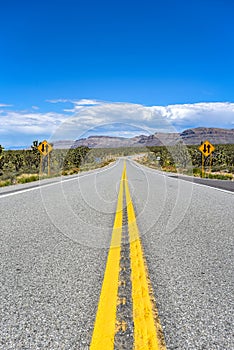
left=168, top=173, right=234, bottom=192
left=0, top=159, right=233, bottom=349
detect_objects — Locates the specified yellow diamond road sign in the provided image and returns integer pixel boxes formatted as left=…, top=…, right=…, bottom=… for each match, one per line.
left=199, top=140, right=215, bottom=157
left=37, top=140, right=53, bottom=156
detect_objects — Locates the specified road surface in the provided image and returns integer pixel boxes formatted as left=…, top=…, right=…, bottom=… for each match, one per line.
left=0, top=159, right=233, bottom=349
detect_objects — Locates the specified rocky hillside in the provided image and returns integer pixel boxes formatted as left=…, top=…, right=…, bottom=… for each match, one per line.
left=53, top=128, right=234, bottom=148
left=139, top=128, right=234, bottom=146
left=180, top=127, right=234, bottom=145
left=72, top=135, right=134, bottom=148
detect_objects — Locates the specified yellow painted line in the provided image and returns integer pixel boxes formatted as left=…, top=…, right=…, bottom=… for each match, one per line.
left=90, top=164, right=126, bottom=350
left=90, top=161, right=166, bottom=349
left=125, top=167, right=166, bottom=350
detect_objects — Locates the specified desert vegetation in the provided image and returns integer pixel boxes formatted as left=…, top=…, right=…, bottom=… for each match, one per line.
left=0, top=141, right=233, bottom=187
left=0, top=142, right=148, bottom=187
left=142, top=143, right=234, bottom=179
left=0, top=142, right=90, bottom=186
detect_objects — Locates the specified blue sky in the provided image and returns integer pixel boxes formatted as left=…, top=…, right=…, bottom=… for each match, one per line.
left=0, top=0, right=234, bottom=147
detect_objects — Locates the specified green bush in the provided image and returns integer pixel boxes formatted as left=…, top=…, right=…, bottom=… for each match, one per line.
left=193, top=168, right=202, bottom=176
left=18, top=175, right=39, bottom=183
left=0, top=180, right=11, bottom=187
left=206, top=173, right=233, bottom=180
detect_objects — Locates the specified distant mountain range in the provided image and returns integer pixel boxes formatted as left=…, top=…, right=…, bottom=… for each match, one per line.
left=52, top=127, right=234, bottom=149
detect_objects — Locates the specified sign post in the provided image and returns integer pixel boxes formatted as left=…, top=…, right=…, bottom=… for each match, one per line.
left=209, top=153, right=212, bottom=173
left=37, top=140, right=53, bottom=176
left=39, top=154, right=43, bottom=175
left=199, top=140, right=215, bottom=178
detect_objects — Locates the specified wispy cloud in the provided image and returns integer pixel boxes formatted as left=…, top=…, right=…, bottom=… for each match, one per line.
left=46, top=99, right=70, bottom=104
left=47, top=98, right=104, bottom=113
left=0, top=103, right=12, bottom=107
left=73, top=99, right=102, bottom=106
left=46, top=98, right=101, bottom=106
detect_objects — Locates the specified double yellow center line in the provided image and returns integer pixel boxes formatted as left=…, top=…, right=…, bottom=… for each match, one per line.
left=90, top=162, right=166, bottom=350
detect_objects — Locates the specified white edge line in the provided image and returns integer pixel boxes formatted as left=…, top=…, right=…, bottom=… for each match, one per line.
left=0, top=160, right=120, bottom=199
left=132, top=160, right=234, bottom=195
left=184, top=180, right=234, bottom=195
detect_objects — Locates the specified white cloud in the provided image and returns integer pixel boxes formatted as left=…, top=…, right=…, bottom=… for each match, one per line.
left=49, top=101, right=234, bottom=141
left=46, top=98, right=101, bottom=106
left=1, top=101, right=234, bottom=147
left=0, top=110, right=66, bottom=136
left=46, top=99, right=69, bottom=104
left=46, top=98, right=102, bottom=115
left=0, top=103, right=12, bottom=107
left=63, top=106, right=86, bottom=113
left=73, top=99, right=102, bottom=106
left=63, top=108, right=76, bottom=113
left=154, top=102, right=234, bottom=128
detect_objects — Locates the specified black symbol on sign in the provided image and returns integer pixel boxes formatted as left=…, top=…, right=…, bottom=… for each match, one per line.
left=203, top=144, right=211, bottom=154
left=41, top=143, right=49, bottom=153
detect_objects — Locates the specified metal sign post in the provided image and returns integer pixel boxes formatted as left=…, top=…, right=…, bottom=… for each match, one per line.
left=209, top=153, right=212, bottom=173
left=48, top=152, right=51, bottom=176
left=201, top=154, right=204, bottom=177
left=39, top=154, right=43, bottom=176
